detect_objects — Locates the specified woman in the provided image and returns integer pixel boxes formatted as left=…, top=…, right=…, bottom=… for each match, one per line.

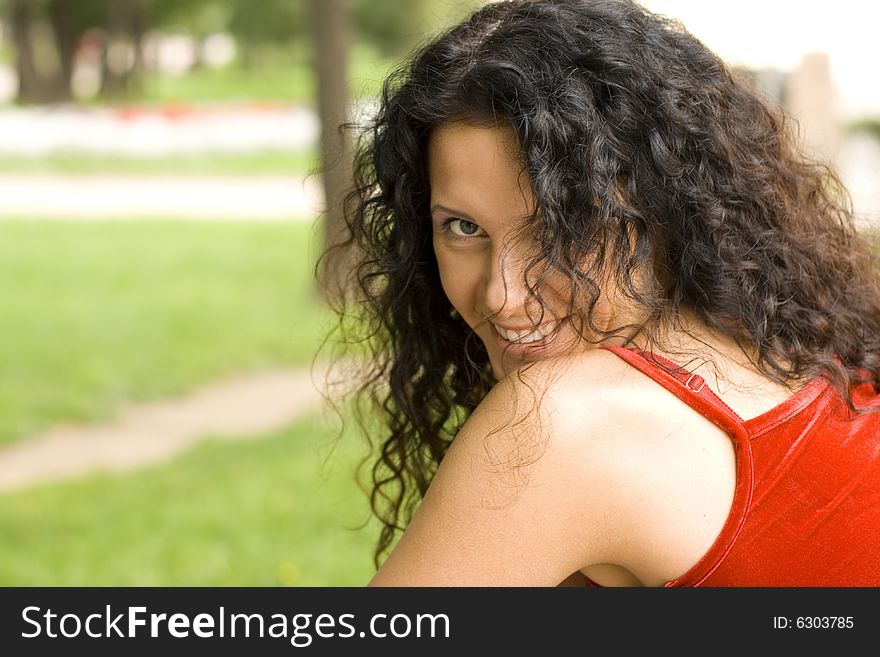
left=317, top=0, right=880, bottom=586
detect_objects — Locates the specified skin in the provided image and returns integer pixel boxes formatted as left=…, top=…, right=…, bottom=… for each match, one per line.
left=426, top=122, right=644, bottom=380
left=367, top=122, right=799, bottom=586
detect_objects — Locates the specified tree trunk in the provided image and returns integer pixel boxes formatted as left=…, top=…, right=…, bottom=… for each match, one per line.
left=310, top=0, right=354, bottom=301
left=11, top=0, right=78, bottom=104
left=101, top=0, right=133, bottom=98
left=11, top=0, right=45, bottom=103
left=47, top=0, right=76, bottom=102
left=128, top=0, right=149, bottom=93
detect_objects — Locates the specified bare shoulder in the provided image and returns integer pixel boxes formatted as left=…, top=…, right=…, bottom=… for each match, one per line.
left=482, top=346, right=691, bottom=455
left=509, top=348, right=738, bottom=585
left=369, top=348, right=736, bottom=586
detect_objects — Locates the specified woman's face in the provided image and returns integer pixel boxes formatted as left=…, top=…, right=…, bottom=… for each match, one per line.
left=427, top=121, right=639, bottom=380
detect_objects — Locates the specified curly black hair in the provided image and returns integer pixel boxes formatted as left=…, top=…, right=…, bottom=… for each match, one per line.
left=315, top=0, right=880, bottom=567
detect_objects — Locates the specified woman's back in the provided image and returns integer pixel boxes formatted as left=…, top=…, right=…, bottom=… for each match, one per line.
left=579, top=325, right=880, bottom=586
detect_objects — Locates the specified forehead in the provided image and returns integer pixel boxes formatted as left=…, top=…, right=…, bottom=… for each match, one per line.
left=427, top=122, right=534, bottom=221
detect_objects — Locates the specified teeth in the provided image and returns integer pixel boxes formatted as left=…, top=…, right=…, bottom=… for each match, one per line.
left=495, top=321, right=558, bottom=344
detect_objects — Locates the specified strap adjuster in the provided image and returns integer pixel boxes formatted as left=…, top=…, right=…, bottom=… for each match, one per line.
left=685, top=373, right=706, bottom=393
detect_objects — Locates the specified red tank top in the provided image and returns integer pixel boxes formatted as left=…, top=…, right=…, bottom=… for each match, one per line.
left=590, top=344, right=880, bottom=586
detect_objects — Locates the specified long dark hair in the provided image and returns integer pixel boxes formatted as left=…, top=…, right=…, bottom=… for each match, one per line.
left=316, top=0, right=880, bottom=567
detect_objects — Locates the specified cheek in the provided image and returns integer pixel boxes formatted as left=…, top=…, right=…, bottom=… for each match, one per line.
left=433, top=248, right=476, bottom=317
left=537, top=271, right=575, bottom=312
left=437, top=268, right=467, bottom=318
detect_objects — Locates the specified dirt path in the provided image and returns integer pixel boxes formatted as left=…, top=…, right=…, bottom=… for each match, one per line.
left=0, top=367, right=326, bottom=493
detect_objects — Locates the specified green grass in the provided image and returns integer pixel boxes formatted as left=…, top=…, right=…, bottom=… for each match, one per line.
left=0, top=413, right=380, bottom=586
left=139, top=64, right=314, bottom=104
left=0, top=219, right=333, bottom=446
left=0, top=149, right=319, bottom=176
left=847, top=118, right=880, bottom=141
left=135, top=45, right=395, bottom=104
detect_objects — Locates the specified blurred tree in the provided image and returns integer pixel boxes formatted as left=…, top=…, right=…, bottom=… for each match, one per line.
left=227, top=0, right=307, bottom=67
left=310, top=0, right=353, bottom=299
left=1, top=0, right=485, bottom=105
left=47, top=0, right=78, bottom=99
left=151, top=0, right=230, bottom=35
left=3, top=0, right=152, bottom=104
left=353, top=0, right=483, bottom=55
left=7, top=0, right=104, bottom=103
left=150, top=0, right=232, bottom=68
left=101, top=0, right=150, bottom=97
left=8, top=0, right=47, bottom=103
left=352, top=0, right=432, bottom=56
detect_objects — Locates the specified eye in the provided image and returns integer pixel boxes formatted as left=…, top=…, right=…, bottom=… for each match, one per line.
left=447, top=218, right=485, bottom=238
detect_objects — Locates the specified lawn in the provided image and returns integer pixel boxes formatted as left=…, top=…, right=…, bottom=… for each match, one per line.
left=0, top=149, right=318, bottom=176
left=0, top=412, right=380, bottom=586
left=135, top=45, right=395, bottom=105
left=0, top=219, right=333, bottom=446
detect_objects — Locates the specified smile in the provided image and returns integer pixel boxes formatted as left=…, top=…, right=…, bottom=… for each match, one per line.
left=492, top=320, right=560, bottom=346
left=491, top=321, right=561, bottom=360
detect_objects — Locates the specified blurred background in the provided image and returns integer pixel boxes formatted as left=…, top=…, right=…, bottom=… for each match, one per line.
left=0, top=0, right=877, bottom=586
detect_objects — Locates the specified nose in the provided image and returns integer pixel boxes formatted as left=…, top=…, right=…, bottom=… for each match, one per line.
left=482, top=243, right=534, bottom=321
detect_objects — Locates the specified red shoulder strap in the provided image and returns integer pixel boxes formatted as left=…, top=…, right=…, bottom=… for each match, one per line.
left=599, top=344, right=746, bottom=435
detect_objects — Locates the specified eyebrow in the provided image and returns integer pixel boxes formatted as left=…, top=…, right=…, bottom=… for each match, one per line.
left=429, top=204, right=475, bottom=221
